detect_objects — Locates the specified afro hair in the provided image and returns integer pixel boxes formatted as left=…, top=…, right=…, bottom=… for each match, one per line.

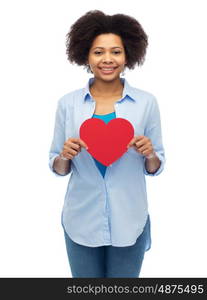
left=65, top=10, right=148, bottom=72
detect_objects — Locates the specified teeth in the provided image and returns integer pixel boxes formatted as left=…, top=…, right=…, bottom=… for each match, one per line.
left=102, top=68, right=114, bottom=70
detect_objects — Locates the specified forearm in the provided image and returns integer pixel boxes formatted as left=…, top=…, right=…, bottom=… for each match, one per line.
left=145, top=152, right=161, bottom=174
left=53, top=155, right=71, bottom=175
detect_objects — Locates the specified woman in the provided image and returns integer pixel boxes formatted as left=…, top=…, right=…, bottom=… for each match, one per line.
left=49, top=10, right=165, bottom=278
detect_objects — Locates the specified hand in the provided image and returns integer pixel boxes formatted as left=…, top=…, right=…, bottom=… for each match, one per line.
left=127, top=135, right=154, bottom=157
left=60, top=138, right=88, bottom=160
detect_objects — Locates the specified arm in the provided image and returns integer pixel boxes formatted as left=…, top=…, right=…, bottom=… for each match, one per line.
left=145, top=152, right=161, bottom=174
left=143, top=96, right=166, bottom=176
left=53, top=155, right=72, bottom=176
left=48, top=98, right=72, bottom=177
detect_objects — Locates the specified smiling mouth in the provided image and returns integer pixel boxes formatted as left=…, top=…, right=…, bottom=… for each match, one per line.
left=98, top=67, right=118, bottom=70
left=98, top=66, right=118, bottom=74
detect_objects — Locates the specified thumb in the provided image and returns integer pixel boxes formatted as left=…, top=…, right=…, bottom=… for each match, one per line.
left=127, top=137, right=136, bottom=148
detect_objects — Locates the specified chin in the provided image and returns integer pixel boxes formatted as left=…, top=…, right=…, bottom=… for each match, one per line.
left=94, top=73, right=121, bottom=81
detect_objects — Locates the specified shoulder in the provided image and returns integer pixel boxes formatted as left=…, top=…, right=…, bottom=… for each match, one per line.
left=127, top=85, right=158, bottom=112
left=131, top=85, right=157, bottom=103
left=57, top=87, right=84, bottom=108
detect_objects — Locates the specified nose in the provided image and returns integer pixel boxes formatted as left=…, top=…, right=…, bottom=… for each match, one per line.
left=102, top=52, right=113, bottom=63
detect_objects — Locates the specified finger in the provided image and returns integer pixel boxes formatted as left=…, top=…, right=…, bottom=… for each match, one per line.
left=138, top=145, right=149, bottom=152
left=78, top=139, right=88, bottom=149
left=142, top=149, right=152, bottom=156
left=135, top=138, right=146, bottom=148
left=64, top=143, right=79, bottom=154
left=127, top=137, right=137, bottom=148
left=61, top=149, right=74, bottom=159
left=64, top=153, right=73, bottom=159
left=67, top=148, right=78, bottom=156
left=127, top=136, right=143, bottom=148
left=68, top=142, right=80, bottom=151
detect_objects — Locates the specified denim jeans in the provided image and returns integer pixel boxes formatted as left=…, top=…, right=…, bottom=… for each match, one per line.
left=63, top=215, right=150, bottom=278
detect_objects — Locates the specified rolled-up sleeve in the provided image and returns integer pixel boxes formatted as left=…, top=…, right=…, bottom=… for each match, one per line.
left=48, top=98, right=69, bottom=176
left=143, top=96, right=166, bottom=176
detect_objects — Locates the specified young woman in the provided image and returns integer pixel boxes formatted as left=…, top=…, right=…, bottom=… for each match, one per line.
left=49, top=10, right=166, bottom=278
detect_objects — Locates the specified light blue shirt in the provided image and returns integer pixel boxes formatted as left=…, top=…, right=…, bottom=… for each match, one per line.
left=48, top=77, right=166, bottom=247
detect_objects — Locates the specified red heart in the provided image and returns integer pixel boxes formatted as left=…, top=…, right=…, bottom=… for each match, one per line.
left=80, top=118, right=134, bottom=166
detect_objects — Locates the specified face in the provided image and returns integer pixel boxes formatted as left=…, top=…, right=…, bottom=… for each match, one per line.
left=87, top=33, right=127, bottom=81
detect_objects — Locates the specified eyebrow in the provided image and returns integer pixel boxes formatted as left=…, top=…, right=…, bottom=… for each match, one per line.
left=91, top=47, right=123, bottom=50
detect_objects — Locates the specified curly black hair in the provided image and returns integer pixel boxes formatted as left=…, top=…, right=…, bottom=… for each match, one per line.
left=65, top=10, right=148, bottom=73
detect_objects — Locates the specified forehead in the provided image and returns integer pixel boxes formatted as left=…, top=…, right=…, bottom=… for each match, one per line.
left=91, top=33, right=124, bottom=48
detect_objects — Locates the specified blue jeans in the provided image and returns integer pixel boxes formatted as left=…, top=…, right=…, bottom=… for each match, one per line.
left=63, top=215, right=150, bottom=278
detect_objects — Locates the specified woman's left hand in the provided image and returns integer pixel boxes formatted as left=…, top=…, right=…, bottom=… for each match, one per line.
left=127, top=135, right=154, bottom=157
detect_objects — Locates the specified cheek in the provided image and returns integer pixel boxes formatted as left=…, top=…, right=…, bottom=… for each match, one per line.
left=117, top=58, right=126, bottom=66
left=88, top=54, right=98, bottom=65
left=91, top=60, right=101, bottom=67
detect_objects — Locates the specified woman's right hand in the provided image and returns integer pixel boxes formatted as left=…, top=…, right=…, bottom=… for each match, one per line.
left=60, top=138, right=88, bottom=160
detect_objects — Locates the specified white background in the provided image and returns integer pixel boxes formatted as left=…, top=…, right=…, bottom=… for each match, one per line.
left=0, top=0, right=207, bottom=277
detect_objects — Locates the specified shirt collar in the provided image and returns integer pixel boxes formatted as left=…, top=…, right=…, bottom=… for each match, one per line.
left=83, top=77, right=138, bottom=102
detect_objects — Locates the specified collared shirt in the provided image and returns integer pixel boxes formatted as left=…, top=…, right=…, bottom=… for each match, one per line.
left=48, top=77, right=166, bottom=247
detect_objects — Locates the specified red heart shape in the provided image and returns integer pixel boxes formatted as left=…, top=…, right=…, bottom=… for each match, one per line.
left=80, top=118, right=134, bottom=166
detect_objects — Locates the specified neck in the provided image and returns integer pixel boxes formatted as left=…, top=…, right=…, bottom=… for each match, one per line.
left=90, top=77, right=124, bottom=96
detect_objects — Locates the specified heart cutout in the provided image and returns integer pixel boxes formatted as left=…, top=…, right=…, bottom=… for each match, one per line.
left=80, top=118, right=134, bottom=166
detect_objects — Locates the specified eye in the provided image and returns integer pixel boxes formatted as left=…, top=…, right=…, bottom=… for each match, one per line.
left=94, top=51, right=121, bottom=55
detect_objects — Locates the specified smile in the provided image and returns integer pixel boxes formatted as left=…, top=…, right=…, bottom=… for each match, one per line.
left=98, top=67, right=118, bottom=74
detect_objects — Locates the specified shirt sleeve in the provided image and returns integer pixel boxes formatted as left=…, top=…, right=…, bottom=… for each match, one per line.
left=143, top=96, right=166, bottom=176
left=48, top=98, right=71, bottom=177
